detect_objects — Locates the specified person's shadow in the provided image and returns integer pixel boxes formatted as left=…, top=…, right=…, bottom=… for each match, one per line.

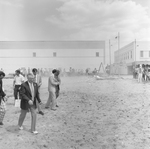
left=5, top=125, right=20, bottom=134
left=5, top=125, right=29, bottom=133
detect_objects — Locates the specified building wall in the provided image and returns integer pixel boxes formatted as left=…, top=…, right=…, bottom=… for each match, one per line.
left=113, top=41, right=150, bottom=75
left=0, top=41, right=105, bottom=73
left=135, top=41, right=150, bottom=63
left=114, top=42, right=135, bottom=64
left=113, top=42, right=134, bottom=74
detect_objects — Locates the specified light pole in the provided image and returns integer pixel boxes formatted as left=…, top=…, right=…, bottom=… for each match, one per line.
left=109, top=39, right=113, bottom=74
left=135, top=39, right=136, bottom=62
left=116, top=32, right=120, bottom=76
left=134, top=39, right=139, bottom=79
left=109, top=40, right=111, bottom=65
left=118, top=32, right=120, bottom=53
left=118, top=32, right=120, bottom=76
left=134, top=39, right=139, bottom=66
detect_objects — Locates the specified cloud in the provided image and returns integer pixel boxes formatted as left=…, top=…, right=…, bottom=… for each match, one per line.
left=47, top=0, right=150, bottom=41
left=1, top=0, right=149, bottom=42
left=0, top=0, right=23, bottom=7
left=0, top=0, right=62, bottom=41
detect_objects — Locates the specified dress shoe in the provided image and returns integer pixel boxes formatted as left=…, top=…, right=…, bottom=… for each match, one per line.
left=38, top=111, right=44, bottom=115
left=45, top=107, right=49, bottom=109
left=0, top=122, right=3, bottom=125
left=19, top=126, right=23, bottom=130
left=56, top=105, right=59, bottom=107
left=32, top=131, right=38, bottom=134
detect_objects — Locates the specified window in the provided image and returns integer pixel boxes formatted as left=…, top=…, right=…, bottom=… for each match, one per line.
left=140, top=51, right=143, bottom=57
left=131, top=51, right=132, bottom=58
left=53, top=52, right=57, bottom=57
left=33, top=52, right=36, bottom=57
left=96, top=52, right=99, bottom=57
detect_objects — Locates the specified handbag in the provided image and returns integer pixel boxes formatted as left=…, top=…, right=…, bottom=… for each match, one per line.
left=15, top=99, right=21, bottom=108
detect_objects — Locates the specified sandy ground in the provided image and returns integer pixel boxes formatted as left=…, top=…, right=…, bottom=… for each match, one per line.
left=1, top=75, right=150, bottom=149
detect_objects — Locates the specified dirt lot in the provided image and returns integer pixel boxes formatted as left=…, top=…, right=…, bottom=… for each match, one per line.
left=1, top=75, right=150, bottom=149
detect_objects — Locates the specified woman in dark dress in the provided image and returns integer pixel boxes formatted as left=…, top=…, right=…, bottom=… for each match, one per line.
left=53, top=70, right=61, bottom=107
left=0, top=71, right=7, bottom=125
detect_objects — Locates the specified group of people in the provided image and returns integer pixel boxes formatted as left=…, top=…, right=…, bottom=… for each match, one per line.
left=0, top=68, right=61, bottom=134
left=133, top=64, right=150, bottom=83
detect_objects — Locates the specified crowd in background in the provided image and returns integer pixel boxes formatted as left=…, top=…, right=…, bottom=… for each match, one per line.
left=0, top=68, right=61, bottom=135
left=133, top=64, right=150, bottom=83
left=2, top=66, right=103, bottom=78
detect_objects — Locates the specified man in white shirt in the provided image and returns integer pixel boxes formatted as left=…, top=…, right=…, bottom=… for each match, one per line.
left=137, top=64, right=143, bottom=83
left=13, top=70, right=24, bottom=101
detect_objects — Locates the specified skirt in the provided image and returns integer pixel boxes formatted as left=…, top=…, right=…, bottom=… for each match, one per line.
left=0, top=100, right=6, bottom=122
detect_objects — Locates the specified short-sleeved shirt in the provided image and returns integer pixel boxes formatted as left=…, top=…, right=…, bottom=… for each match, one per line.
left=138, top=68, right=143, bottom=74
left=14, top=75, right=24, bottom=85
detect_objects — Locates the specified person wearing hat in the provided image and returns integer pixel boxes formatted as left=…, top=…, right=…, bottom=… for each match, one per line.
left=54, top=70, right=61, bottom=106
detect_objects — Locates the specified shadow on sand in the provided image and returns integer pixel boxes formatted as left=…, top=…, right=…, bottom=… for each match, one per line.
left=6, top=125, right=30, bottom=134
left=5, top=125, right=20, bottom=133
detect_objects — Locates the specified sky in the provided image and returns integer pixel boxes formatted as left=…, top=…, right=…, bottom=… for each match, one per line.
left=0, top=0, right=150, bottom=44
left=0, top=0, right=150, bottom=72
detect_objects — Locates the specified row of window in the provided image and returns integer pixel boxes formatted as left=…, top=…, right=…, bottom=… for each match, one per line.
left=115, top=51, right=133, bottom=62
left=140, top=51, right=150, bottom=57
left=33, top=52, right=100, bottom=57
left=121, top=51, right=132, bottom=60
left=115, top=50, right=150, bottom=62
left=23, top=51, right=150, bottom=58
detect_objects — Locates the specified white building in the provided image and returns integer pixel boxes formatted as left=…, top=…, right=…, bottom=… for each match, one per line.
left=112, top=41, right=150, bottom=75
left=0, top=41, right=105, bottom=74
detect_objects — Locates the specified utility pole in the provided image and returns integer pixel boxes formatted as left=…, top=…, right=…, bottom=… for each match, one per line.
left=117, top=32, right=120, bottom=63
left=109, top=39, right=112, bottom=74
left=117, top=32, right=120, bottom=76
left=118, top=32, right=120, bottom=53
left=135, top=39, right=136, bottom=62
left=109, top=39, right=111, bottom=65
